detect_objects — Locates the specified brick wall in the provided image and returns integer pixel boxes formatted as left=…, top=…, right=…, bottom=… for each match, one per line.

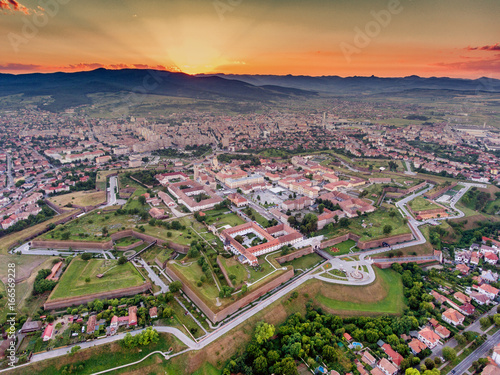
left=165, top=264, right=294, bottom=323
left=319, top=233, right=360, bottom=249
left=275, top=246, right=313, bottom=264
left=357, top=232, right=413, bottom=250
left=31, top=239, right=114, bottom=250
left=43, top=282, right=152, bottom=310
left=217, top=256, right=234, bottom=288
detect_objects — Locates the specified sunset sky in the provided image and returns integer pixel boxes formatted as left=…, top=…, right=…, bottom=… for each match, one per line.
left=0, top=0, right=499, bottom=78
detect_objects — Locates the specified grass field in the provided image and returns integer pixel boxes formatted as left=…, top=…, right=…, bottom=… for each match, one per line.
left=282, top=252, right=324, bottom=270
left=114, top=236, right=142, bottom=247
left=313, top=267, right=405, bottom=315
left=315, top=207, right=410, bottom=242
left=48, top=258, right=145, bottom=300
left=324, top=240, right=358, bottom=256
left=409, top=196, right=440, bottom=211
left=203, top=209, right=246, bottom=229
left=0, top=209, right=79, bottom=254
left=218, top=256, right=248, bottom=287
left=48, top=190, right=106, bottom=209
left=41, top=209, right=144, bottom=242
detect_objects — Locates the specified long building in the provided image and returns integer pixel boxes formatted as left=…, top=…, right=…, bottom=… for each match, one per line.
left=168, top=180, right=222, bottom=212
left=220, top=222, right=303, bottom=265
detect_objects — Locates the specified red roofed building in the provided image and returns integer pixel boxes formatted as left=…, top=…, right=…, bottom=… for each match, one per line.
left=381, top=344, right=403, bottom=367
left=128, top=306, right=138, bottom=326
left=409, top=338, right=427, bottom=355
left=227, top=193, right=249, bottom=207
left=418, top=327, right=440, bottom=349
left=42, top=324, right=54, bottom=341
left=442, top=308, right=465, bottom=326
left=478, top=284, right=500, bottom=300
left=484, top=252, right=499, bottom=265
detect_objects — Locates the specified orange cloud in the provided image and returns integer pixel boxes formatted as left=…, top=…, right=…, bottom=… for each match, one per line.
left=0, top=0, right=30, bottom=15
left=465, top=43, right=500, bottom=51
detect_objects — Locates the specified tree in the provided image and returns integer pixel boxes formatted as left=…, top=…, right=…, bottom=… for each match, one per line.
left=322, top=345, right=337, bottom=362
left=81, top=253, right=92, bottom=261
left=163, top=307, right=173, bottom=318
left=118, top=256, right=127, bottom=265
left=169, top=281, right=182, bottom=293
left=69, top=345, right=81, bottom=356
left=383, top=224, right=393, bottom=234
left=494, top=314, right=500, bottom=326
left=122, top=332, right=137, bottom=348
left=455, top=334, right=466, bottom=345
left=318, top=204, right=325, bottom=214
left=254, top=322, right=275, bottom=344
left=254, top=356, right=268, bottom=374
left=442, top=346, right=456, bottom=362
left=138, top=195, right=146, bottom=205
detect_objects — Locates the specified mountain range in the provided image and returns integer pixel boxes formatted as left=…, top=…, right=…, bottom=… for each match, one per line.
left=0, top=68, right=499, bottom=112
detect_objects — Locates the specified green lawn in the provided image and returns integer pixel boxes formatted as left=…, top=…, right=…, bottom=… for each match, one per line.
left=242, top=207, right=269, bottom=227
left=219, top=256, right=249, bottom=287
left=282, top=252, right=324, bottom=270
left=316, top=268, right=405, bottom=315
left=409, top=196, right=440, bottom=211
left=325, top=240, right=358, bottom=256
left=203, top=209, right=246, bottom=229
left=114, top=236, right=142, bottom=246
left=170, top=261, right=221, bottom=309
left=48, top=258, right=145, bottom=300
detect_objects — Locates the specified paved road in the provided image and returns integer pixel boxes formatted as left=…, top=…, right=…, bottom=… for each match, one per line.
left=12, top=243, right=115, bottom=259
left=450, top=330, right=500, bottom=375
left=136, top=258, right=169, bottom=295
left=6, top=152, right=14, bottom=188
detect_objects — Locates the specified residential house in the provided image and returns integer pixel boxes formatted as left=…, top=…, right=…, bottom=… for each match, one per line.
left=418, top=327, right=440, bottom=349
left=381, top=344, right=403, bottom=367
left=456, top=263, right=470, bottom=275
left=434, top=325, right=451, bottom=339
left=492, top=343, right=500, bottom=366
left=42, top=324, right=54, bottom=341
left=478, top=284, right=499, bottom=300
left=128, top=306, right=138, bottom=326
left=361, top=351, right=377, bottom=367
left=455, top=251, right=471, bottom=263
left=149, top=307, right=158, bottom=319
left=471, top=291, right=490, bottom=305
left=87, top=315, right=97, bottom=334
left=409, top=338, right=427, bottom=355
left=442, top=308, right=465, bottom=326
left=454, top=291, right=471, bottom=304
left=485, top=252, right=499, bottom=265
left=377, top=358, right=398, bottom=375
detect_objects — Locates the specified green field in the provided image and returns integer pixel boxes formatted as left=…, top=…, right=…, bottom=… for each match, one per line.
left=315, top=268, right=405, bottom=315
left=218, top=256, right=248, bottom=287
left=317, top=208, right=411, bottom=242
left=282, top=252, right=324, bottom=270
left=48, top=258, right=145, bottom=300
left=170, top=260, right=222, bottom=309
left=203, top=209, right=246, bottom=229
left=409, top=196, right=440, bottom=211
